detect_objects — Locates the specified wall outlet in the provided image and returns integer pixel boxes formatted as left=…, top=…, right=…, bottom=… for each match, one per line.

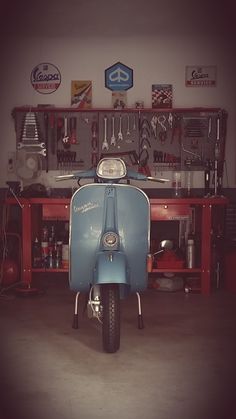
left=7, top=151, right=16, bottom=173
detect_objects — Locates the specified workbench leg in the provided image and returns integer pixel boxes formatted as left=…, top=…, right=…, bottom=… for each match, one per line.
left=21, top=203, right=32, bottom=287
left=201, top=204, right=212, bottom=295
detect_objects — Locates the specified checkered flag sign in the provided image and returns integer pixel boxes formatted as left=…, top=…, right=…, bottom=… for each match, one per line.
left=152, top=84, right=173, bottom=109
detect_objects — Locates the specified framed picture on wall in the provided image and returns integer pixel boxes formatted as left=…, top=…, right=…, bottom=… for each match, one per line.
left=185, top=66, right=217, bottom=87
left=152, top=84, right=173, bottom=109
left=71, top=81, right=92, bottom=108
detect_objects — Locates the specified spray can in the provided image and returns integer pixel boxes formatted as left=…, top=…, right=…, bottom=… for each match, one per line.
left=186, top=238, right=195, bottom=268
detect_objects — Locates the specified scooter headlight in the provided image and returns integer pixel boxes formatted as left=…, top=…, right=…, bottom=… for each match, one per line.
left=96, top=158, right=127, bottom=180
left=102, top=232, right=119, bottom=248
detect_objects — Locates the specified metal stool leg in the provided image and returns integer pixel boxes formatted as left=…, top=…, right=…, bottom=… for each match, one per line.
left=136, top=292, right=144, bottom=329
left=72, top=292, right=80, bottom=329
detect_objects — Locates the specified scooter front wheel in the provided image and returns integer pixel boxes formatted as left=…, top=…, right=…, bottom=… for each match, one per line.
left=101, top=284, right=120, bottom=353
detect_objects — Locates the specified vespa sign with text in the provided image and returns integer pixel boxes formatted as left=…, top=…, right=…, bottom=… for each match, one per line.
left=31, top=63, right=61, bottom=94
left=185, top=66, right=216, bottom=87
left=105, top=62, right=133, bottom=91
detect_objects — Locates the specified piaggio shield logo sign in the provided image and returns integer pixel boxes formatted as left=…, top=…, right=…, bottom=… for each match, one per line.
left=105, top=62, right=133, bottom=91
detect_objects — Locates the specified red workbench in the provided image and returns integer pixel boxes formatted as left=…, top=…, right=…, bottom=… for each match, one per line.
left=5, top=196, right=228, bottom=295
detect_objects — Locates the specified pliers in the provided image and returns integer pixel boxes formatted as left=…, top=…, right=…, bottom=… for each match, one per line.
left=138, top=148, right=151, bottom=176
left=140, top=127, right=151, bottom=149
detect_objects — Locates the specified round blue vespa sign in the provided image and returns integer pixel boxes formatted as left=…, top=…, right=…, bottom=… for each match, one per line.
left=105, top=62, right=133, bottom=91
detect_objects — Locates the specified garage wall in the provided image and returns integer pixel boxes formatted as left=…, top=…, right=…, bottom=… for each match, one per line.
left=0, top=0, right=235, bottom=190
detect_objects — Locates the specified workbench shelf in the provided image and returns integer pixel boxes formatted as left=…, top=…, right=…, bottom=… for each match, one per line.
left=152, top=268, right=201, bottom=273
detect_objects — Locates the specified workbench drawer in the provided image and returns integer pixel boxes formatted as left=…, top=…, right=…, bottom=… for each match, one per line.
left=151, top=204, right=191, bottom=220
left=42, top=204, right=70, bottom=220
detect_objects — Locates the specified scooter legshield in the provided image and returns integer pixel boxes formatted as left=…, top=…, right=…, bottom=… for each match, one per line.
left=69, top=183, right=150, bottom=293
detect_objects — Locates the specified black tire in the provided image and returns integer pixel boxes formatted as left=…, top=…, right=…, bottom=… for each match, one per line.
left=101, top=284, right=120, bottom=353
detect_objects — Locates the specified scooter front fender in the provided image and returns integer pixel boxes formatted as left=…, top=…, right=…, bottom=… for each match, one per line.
left=94, top=251, right=129, bottom=287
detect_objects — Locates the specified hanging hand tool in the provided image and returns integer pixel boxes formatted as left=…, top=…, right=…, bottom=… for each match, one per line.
left=171, top=114, right=182, bottom=144
left=153, top=150, right=163, bottom=163
left=117, top=114, right=123, bottom=142
left=132, top=115, right=136, bottom=131
left=126, top=114, right=132, bottom=143
left=70, top=117, right=77, bottom=144
left=57, top=117, right=64, bottom=143
left=139, top=128, right=151, bottom=175
left=44, top=112, right=49, bottom=172
left=158, top=130, right=167, bottom=145
left=168, top=112, right=173, bottom=128
left=17, top=141, right=46, bottom=150
left=110, top=115, right=116, bottom=146
left=62, top=117, right=70, bottom=149
left=138, top=148, right=151, bottom=176
left=182, top=143, right=201, bottom=160
left=49, top=113, right=56, bottom=155
left=213, top=116, right=222, bottom=196
left=204, top=159, right=212, bottom=196
left=31, top=148, right=47, bottom=157
left=207, top=117, right=212, bottom=141
left=102, top=115, right=109, bottom=150
left=91, top=121, right=98, bottom=150
left=157, top=114, right=167, bottom=131
left=91, top=120, right=98, bottom=166
left=140, top=128, right=151, bottom=149
left=150, top=115, right=158, bottom=138
left=21, top=112, right=40, bottom=143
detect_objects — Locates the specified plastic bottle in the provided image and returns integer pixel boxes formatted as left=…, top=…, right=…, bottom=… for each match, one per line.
left=42, top=225, right=49, bottom=242
left=32, top=237, right=42, bottom=268
left=186, top=238, right=195, bottom=268
left=172, top=171, right=182, bottom=197
left=41, top=225, right=49, bottom=267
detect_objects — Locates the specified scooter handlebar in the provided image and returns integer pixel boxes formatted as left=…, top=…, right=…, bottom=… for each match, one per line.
left=146, top=176, right=169, bottom=184
left=55, top=174, right=77, bottom=181
left=127, top=170, right=169, bottom=183
left=55, top=169, right=96, bottom=181
left=55, top=169, right=169, bottom=183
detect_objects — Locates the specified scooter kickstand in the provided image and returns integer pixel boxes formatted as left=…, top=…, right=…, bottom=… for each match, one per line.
left=136, top=292, right=144, bottom=329
left=72, top=292, right=80, bottom=329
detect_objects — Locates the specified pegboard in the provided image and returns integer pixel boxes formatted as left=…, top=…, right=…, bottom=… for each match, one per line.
left=12, top=107, right=227, bottom=177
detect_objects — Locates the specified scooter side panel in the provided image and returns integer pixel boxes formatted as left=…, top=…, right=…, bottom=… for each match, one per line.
left=70, top=185, right=105, bottom=292
left=116, top=185, right=150, bottom=292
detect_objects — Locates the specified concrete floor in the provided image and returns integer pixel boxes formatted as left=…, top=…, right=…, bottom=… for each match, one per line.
left=0, top=275, right=236, bottom=419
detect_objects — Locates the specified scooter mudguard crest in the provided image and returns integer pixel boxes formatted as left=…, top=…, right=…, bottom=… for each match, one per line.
left=69, top=183, right=150, bottom=293
left=94, top=251, right=128, bottom=285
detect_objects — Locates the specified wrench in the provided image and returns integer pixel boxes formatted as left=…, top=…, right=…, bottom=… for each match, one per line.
left=117, top=114, right=123, bottom=141
left=17, top=142, right=46, bottom=150
left=62, top=117, right=70, bottom=148
left=33, top=148, right=47, bottom=157
left=102, top=115, right=109, bottom=150
left=110, top=115, right=116, bottom=146
left=126, top=114, right=132, bottom=143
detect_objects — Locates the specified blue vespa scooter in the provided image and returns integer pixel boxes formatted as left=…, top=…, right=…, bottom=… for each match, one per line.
left=56, top=158, right=168, bottom=353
